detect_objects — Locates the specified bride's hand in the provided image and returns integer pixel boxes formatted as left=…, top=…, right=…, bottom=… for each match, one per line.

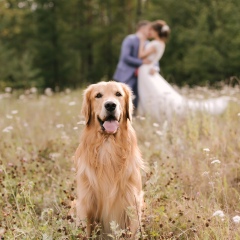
left=143, top=58, right=151, bottom=64
left=149, top=68, right=156, bottom=75
left=138, top=33, right=146, bottom=41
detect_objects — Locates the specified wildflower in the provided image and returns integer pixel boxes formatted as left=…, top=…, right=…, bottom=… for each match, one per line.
left=202, top=171, right=209, bottom=176
left=0, top=227, right=6, bottom=235
left=6, top=114, right=13, bottom=119
left=30, top=87, right=37, bottom=93
left=2, top=126, right=13, bottom=133
left=69, top=101, right=76, bottom=106
left=238, top=113, right=240, bottom=117
left=73, top=127, right=78, bottom=130
left=208, top=181, right=215, bottom=186
left=45, top=88, right=53, bottom=96
left=19, top=95, right=25, bottom=100
left=61, top=135, right=69, bottom=140
left=203, top=148, right=210, bottom=152
left=233, top=215, right=240, bottom=223
left=25, top=89, right=30, bottom=95
left=213, top=210, right=224, bottom=218
left=49, top=153, right=61, bottom=159
left=11, top=110, right=18, bottom=114
left=153, top=123, right=159, bottom=127
left=56, top=124, right=64, bottom=128
left=144, top=142, right=151, bottom=147
left=65, top=88, right=71, bottom=94
left=71, top=167, right=76, bottom=172
left=77, top=121, right=85, bottom=125
left=5, top=87, right=12, bottom=93
left=156, top=130, right=163, bottom=136
left=211, top=160, right=221, bottom=164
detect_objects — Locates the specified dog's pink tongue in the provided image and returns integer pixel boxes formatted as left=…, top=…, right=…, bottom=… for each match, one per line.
left=103, top=120, right=119, bottom=133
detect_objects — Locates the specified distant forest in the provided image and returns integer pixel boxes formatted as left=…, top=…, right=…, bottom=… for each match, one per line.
left=0, top=0, right=240, bottom=90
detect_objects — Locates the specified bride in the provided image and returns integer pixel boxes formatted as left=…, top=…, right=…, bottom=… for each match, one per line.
left=137, top=20, right=229, bottom=120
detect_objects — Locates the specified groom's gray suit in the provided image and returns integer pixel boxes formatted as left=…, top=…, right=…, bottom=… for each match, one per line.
left=113, top=34, right=142, bottom=108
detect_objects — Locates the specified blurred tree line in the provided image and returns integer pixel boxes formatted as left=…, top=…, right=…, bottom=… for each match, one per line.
left=0, top=0, right=239, bottom=90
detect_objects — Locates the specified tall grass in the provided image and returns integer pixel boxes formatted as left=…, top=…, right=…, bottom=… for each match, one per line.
left=0, top=86, right=239, bottom=239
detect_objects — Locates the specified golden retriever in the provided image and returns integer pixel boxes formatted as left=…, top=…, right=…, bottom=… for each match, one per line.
left=74, top=81, right=144, bottom=239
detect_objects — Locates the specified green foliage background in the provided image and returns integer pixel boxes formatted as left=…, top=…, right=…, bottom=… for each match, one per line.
left=0, top=0, right=239, bottom=89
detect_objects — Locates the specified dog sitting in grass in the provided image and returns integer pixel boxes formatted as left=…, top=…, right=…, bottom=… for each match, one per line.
left=74, top=81, right=144, bottom=238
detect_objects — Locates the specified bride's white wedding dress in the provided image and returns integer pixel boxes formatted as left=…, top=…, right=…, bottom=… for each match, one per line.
left=138, top=40, right=229, bottom=120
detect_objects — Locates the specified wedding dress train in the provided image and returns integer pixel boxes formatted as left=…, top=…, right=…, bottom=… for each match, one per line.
left=137, top=40, right=230, bottom=120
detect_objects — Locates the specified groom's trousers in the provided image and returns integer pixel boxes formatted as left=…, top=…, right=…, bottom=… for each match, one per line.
left=125, top=76, right=138, bottom=109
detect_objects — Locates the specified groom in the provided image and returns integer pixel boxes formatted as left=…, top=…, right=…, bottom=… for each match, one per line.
left=113, top=20, right=152, bottom=109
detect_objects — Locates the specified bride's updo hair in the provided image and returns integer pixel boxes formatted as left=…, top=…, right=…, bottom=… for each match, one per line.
left=151, top=20, right=170, bottom=41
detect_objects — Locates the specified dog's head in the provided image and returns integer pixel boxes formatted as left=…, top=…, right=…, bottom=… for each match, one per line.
left=81, top=81, right=133, bottom=134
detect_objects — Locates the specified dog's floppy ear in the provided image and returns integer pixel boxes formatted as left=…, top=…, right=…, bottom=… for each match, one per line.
left=81, top=85, right=93, bottom=125
left=122, top=83, right=133, bottom=122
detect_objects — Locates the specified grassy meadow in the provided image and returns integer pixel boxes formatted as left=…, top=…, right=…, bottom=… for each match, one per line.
left=0, top=85, right=240, bottom=239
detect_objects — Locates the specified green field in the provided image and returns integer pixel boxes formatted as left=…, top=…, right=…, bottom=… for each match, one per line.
left=0, top=86, right=240, bottom=239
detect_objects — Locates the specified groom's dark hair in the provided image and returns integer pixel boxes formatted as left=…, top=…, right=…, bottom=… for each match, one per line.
left=136, top=20, right=150, bottom=30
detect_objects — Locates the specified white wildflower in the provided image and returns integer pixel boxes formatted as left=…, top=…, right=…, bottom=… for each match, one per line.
left=6, top=115, right=13, bottom=119
left=69, top=101, right=76, bottom=106
left=153, top=123, right=159, bottom=127
left=65, top=88, right=71, bottom=94
left=49, top=153, right=61, bottom=159
left=156, top=130, right=163, bottom=136
left=203, top=148, right=210, bottom=152
left=2, top=126, right=13, bottom=133
left=0, top=227, right=5, bottom=235
left=23, top=122, right=29, bottom=127
left=71, top=167, right=76, bottom=172
left=45, top=88, right=53, bottom=96
left=11, top=110, right=18, bottom=114
left=211, top=159, right=221, bottom=164
left=233, top=215, right=240, bottom=223
left=30, top=87, right=38, bottom=93
left=238, top=113, right=240, bottom=117
left=77, top=121, right=85, bottom=125
left=73, top=127, right=78, bottom=130
left=19, top=94, right=25, bottom=100
left=209, top=181, right=215, bottom=186
left=25, top=89, right=30, bottom=95
left=213, top=210, right=224, bottom=218
left=31, top=2, right=37, bottom=11
left=56, top=124, right=64, bottom=128
left=202, top=171, right=209, bottom=176
left=144, top=141, right=151, bottom=147
left=5, top=87, right=12, bottom=93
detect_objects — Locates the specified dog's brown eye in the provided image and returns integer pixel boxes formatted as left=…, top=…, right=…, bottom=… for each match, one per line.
left=116, top=92, right=122, bottom=97
left=95, top=93, right=102, bottom=98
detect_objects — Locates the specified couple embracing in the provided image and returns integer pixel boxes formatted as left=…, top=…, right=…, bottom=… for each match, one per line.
left=113, top=20, right=174, bottom=120
left=114, top=20, right=229, bottom=119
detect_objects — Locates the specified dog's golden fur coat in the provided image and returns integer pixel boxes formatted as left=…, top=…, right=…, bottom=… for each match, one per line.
left=74, top=82, right=144, bottom=238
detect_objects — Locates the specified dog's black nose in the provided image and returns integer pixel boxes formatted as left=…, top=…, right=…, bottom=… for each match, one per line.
left=105, top=101, right=116, bottom=112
